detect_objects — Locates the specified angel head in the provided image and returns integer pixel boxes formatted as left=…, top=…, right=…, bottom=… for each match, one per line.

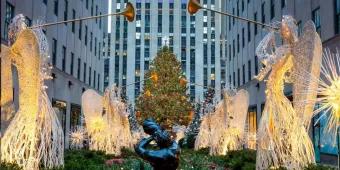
left=8, top=14, right=27, bottom=45
left=280, top=15, right=298, bottom=44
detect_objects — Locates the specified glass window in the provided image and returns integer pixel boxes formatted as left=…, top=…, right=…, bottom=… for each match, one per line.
left=70, top=104, right=81, bottom=131
left=83, top=63, right=87, bottom=83
left=336, top=0, right=340, bottom=34
left=70, top=53, right=74, bottom=75
left=71, top=9, right=75, bottom=32
left=248, top=60, right=251, bottom=81
left=254, top=12, right=258, bottom=35
left=4, top=2, right=14, bottom=40
left=77, top=58, right=81, bottom=79
left=312, top=7, right=321, bottom=35
left=255, top=56, right=259, bottom=75
left=78, top=21, right=82, bottom=40
left=54, top=0, right=59, bottom=16
left=247, top=106, right=257, bottom=149
left=52, top=38, right=57, bottom=65
left=270, top=0, right=275, bottom=19
left=64, top=0, right=68, bottom=21
left=281, top=0, right=286, bottom=8
left=52, top=99, right=67, bottom=140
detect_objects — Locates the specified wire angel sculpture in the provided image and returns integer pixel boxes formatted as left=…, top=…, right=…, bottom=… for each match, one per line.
left=81, top=85, right=134, bottom=155
left=0, top=15, right=64, bottom=170
left=195, top=88, right=249, bottom=155
left=255, top=16, right=322, bottom=169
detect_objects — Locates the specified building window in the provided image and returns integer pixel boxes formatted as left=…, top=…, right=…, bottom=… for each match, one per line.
left=79, top=21, right=82, bottom=40
left=70, top=104, right=81, bottom=131
left=72, top=9, right=75, bottom=32
left=242, top=0, right=244, bottom=12
left=70, top=52, right=74, bottom=75
left=85, top=26, right=88, bottom=45
left=248, top=22, right=251, bottom=42
left=54, top=0, right=59, bottom=16
left=237, top=34, right=240, bottom=53
left=336, top=0, right=340, bottom=34
left=91, top=0, right=94, bottom=15
left=242, top=64, right=246, bottom=84
left=255, top=56, right=259, bottom=75
left=281, top=0, right=286, bottom=8
left=232, top=39, right=235, bottom=57
left=97, top=74, right=100, bottom=90
left=261, top=2, right=265, bottom=28
left=90, top=32, right=93, bottom=51
left=237, top=68, right=240, bottom=86
left=248, top=60, right=251, bottom=81
left=312, top=7, right=321, bottom=36
left=25, top=17, right=32, bottom=27
left=95, top=5, right=98, bottom=23
left=83, top=63, right=87, bottom=83
left=248, top=106, right=257, bottom=149
left=270, top=0, right=275, bottom=19
left=89, top=67, right=92, bottom=86
left=4, top=2, right=15, bottom=40
left=254, top=12, right=258, bottom=35
left=62, top=46, right=66, bottom=71
left=237, top=1, right=239, bottom=16
left=77, top=58, right=81, bottom=79
left=233, top=71, right=236, bottom=86
left=297, top=21, right=302, bottom=36
left=52, top=38, right=57, bottom=65
left=64, top=0, right=68, bottom=22
left=86, top=0, right=88, bottom=9
left=43, top=0, right=47, bottom=5
left=242, top=28, right=245, bottom=47
left=52, top=99, right=67, bottom=139
left=94, top=37, right=97, bottom=56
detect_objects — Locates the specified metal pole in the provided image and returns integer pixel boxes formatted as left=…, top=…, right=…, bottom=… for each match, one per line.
left=28, top=12, right=124, bottom=29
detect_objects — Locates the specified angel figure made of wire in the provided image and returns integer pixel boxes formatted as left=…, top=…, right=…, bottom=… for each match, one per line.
left=81, top=85, right=134, bottom=155
left=195, top=88, right=249, bottom=156
left=255, top=16, right=322, bottom=170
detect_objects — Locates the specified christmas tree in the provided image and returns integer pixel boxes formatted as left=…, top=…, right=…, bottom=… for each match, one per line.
left=136, top=47, right=193, bottom=128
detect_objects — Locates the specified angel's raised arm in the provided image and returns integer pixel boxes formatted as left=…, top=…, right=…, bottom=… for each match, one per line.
left=254, top=31, right=276, bottom=81
left=256, top=31, right=276, bottom=63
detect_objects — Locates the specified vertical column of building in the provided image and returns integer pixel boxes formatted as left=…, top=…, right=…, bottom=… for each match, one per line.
left=134, top=1, right=142, bottom=102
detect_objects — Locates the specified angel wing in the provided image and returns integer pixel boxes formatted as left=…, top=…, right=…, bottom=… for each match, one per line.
left=292, top=20, right=322, bottom=128
left=81, top=89, right=105, bottom=125
left=0, top=45, right=15, bottom=132
left=227, top=89, right=249, bottom=137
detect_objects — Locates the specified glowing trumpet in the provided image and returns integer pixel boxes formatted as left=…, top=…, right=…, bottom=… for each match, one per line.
left=187, top=0, right=278, bottom=30
left=29, top=2, right=135, bottom=29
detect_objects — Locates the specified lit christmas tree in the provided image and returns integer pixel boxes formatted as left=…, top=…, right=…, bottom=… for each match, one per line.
left=136, top=47, right=193, bottom=128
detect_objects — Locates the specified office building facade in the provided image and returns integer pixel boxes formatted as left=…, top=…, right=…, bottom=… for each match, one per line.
left=107, top=0, right=225, bottom=105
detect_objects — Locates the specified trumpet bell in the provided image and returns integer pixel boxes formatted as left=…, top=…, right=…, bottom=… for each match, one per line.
left=123, top=2, right=135, bottom=22
left=187, top=0, right=202, bottom=15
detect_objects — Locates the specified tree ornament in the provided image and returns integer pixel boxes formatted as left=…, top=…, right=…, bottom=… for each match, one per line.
left=145, top=90, right=151, bottom=97
left=179, top=77, right=187, bottom=87
left=151, top=72, right=158, bottom=83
